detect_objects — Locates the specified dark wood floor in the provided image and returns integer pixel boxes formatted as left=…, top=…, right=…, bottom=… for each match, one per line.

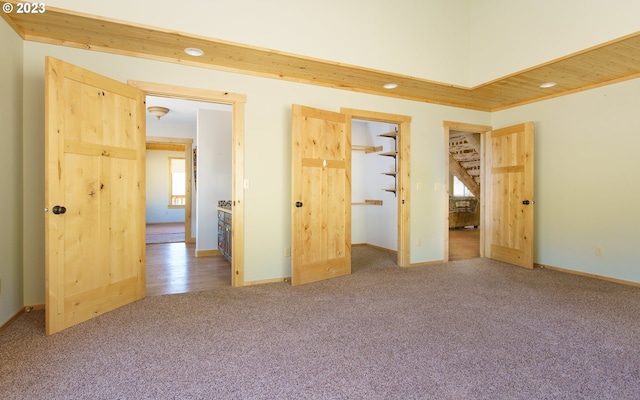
left=449, top=227, right=480, bottom=261
left=146, top=242, right=231, bottom=296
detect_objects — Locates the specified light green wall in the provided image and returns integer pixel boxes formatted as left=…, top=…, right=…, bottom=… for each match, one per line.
left=492, top=78, right=640, bottom=283
left=20, top=42, right=489, bottom=304
left=9, top=0, right=640, bottom=309
left=19, top=47, right=640, bottom=307
left=0, top=21, right=24, bottom=324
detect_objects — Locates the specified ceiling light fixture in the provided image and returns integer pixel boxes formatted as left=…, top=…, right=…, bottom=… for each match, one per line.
left=539, top=82, right=557, bottom=88
left=147, top=106, right=169, bottom=119
left=383, top=83, right=398, bottom=89
left=184, top=47, right=204, bottom=57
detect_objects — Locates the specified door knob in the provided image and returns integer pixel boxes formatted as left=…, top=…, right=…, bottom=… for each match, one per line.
left=295, top=201, right=303, bottom=208
left=52, top=205, right=67, bottom=214
left=522, top=200, right=535, bottom=205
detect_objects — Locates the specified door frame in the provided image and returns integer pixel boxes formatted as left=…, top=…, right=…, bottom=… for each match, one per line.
left=145, top=137, right=194, bottom=244
left=129, top=81, right=246, bottom=287
left=443, top=121, right=492, bottom=262
left=341, top=108, right=411, bottom=267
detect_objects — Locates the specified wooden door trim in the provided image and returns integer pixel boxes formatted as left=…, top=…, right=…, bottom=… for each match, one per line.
left=443, top=121, right=492, bottom=262
left=129, top=81, right=246, bottom=287
left=341, top=108, right=411, bottom=267
left=145, top=137, right=194, bottom=244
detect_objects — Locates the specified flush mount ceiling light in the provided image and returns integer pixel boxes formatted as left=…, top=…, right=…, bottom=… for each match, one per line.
left=147, top=106, right=169, bottom=119
left=184, top=47, right=204, bottom=57
left=383, top=83, right=399, bottom=89
left=539, top=82, right=557, bottom=88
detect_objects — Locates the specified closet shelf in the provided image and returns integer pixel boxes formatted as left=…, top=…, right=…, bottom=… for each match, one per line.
left=378, top=131, right=398, bottom=139
left=352, top=145, right=383, bottom=153
left=352, top=199, right=383, bottom=206
left=378, top=129, right=398, bottom=196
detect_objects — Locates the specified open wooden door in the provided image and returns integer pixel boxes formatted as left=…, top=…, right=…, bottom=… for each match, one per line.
left=291, top=105, right=351, bottom=286
left=484, top=122, right=534, bottom=268
left=45, top=57, right=146, bottom=334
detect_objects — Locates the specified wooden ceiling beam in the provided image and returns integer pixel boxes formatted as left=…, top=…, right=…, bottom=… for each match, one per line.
left=3, top=3, right=640, bottom=111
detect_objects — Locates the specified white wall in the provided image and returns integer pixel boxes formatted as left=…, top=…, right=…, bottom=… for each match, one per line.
left=44, top=0, right=640, bottom=87
left=45, top=0, right=472, bottom=86
left=196, top=109, right=232, bottom=252
left=491, top=78, right=640, bottom=283
left=468, top=0, right=640, bottom=85
left=0, top=20, right=24, bottom=325
left=146, top=118, right=196, bottom=140
left=145, top=150, right=186, bottom=223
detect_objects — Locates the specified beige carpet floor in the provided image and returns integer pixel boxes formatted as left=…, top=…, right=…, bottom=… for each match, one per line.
left=146, top=222, right=185, bottom=244
left=2, top=247, right=640, bottom=399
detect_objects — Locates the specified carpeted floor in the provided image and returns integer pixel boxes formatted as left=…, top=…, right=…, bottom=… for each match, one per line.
left=146, top=222, right=185, bottom=244
left=2, top=247, right=640, bottom=399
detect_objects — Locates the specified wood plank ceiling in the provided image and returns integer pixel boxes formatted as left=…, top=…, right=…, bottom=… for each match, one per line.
left=3, top=2, right=640, bottom=111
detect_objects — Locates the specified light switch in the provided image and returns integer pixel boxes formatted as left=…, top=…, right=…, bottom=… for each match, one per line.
left=244, top=179, right=249, bottom=189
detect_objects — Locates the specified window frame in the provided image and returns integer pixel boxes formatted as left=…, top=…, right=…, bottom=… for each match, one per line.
left=168, top=156, right=186, bottom=208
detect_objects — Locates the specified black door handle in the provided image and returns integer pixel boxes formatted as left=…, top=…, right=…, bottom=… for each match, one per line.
left=295, top=201, right=303, bottom=208
left=52, top=205, right=67, bottom=214
left=522, top=200, right=535, bottom=205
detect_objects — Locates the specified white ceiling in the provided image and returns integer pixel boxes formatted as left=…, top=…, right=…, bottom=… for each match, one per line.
left=145, top=95, right=231, bottom=127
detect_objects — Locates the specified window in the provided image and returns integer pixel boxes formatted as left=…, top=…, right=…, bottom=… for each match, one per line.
left=453, top=175, right=474, bottom=197
left=169, top=157, right=186, bottom=207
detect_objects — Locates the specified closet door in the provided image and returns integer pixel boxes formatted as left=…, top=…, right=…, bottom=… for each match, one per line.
left=291, top=105, right=351, bottom=285
left=484, top=122, right=534, bottom=268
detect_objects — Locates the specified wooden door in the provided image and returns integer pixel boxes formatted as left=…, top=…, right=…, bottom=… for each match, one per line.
left=484, top=122, right=534, bottom=268
left=45, top=57, right=146, bottom=334
left=291, top=105, right=351, bottom=286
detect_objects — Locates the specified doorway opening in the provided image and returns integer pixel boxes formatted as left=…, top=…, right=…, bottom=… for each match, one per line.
left=144, top=95, right=233, bottom=296
left=131, top=80, right=247, bottom=288
left=443, top=121, right=492, bottom=262
left=351, top=119, right=398, bottom=249
left=145, top=137, right=194, bottom=245
left=342, top=108, right=412, bottom=267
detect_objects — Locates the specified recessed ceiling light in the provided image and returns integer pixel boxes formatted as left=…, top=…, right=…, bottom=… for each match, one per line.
left=539, top=82, right=557, bottom=88
left=383, top=83, right=398, bottom=89
left=184, top=47, right=204, bottom=57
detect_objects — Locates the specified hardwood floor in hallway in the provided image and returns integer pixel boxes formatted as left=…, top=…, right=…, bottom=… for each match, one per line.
left=146, top=242, right=231, bottom=296
left=146, top=228, right=480, bottom=297
left=449, top=227, right=480, bottom=261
